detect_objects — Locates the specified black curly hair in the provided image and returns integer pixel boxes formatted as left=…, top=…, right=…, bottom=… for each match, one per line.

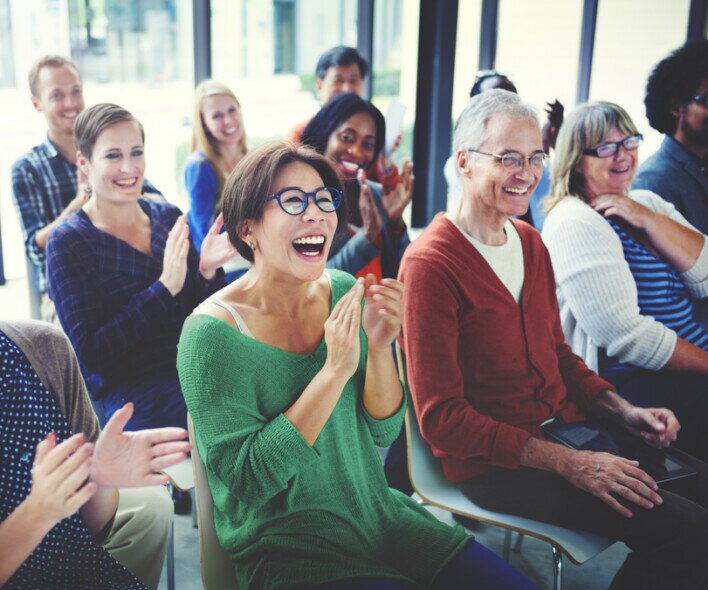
left=644, top=39, right=708, bottom=135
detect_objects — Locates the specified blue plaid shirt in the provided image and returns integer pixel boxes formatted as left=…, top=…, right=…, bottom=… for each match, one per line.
left=11, top=136, right=161, bottom=292
left=46, top=199, right=224, bottom=401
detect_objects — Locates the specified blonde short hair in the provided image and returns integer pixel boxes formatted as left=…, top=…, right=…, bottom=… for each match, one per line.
left=546, top=102, right=639, bottom=211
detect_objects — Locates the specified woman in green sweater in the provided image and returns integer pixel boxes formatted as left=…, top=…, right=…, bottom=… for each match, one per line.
left=177, top=141, right=536, bottom=589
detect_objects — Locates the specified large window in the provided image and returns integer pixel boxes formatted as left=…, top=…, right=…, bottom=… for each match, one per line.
left=68, top=0, right=192, bottom=84
left=64, top=0, right=195, bottom=209
left=0, top=0, right=194, bottom=284
left=209, top=0, right=357, bottom=145
left=496, top=0, right=582, bottom=120
left=274, top=0, right=296, bottom=74
left=589, top=0, right=691, bottom=160
left=0, top=0, right=14, bottom=88
left=451, top=0, right=482, bottom=121
left=372, top=0, right=419, bottom=163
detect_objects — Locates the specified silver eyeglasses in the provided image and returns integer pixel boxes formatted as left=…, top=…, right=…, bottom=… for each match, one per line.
left=467, top=149, right=548, bottom=171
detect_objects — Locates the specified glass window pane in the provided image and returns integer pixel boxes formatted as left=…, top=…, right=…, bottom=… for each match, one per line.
left=69, top=0, right=192, bottom=85
left=64, top=0, right=194, bottom=210
left=590, top=0, right=691, bottom=160
left=210, top=0, right=358, bottom=145
left=1, top=0, right=194, bottom=284
left=0, top=0, right=15, bottom=88
left=451, top=0, right=482, bottom=121
left=496, top=0, right=583, bottom=122
left=372, top=0, right=419, bottom=163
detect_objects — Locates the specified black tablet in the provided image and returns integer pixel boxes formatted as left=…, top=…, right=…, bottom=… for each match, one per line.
left=541, top=417, right=696, bottom=484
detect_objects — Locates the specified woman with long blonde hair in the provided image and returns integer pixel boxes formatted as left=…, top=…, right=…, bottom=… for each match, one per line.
left=185, top=80, right=249, bottom=278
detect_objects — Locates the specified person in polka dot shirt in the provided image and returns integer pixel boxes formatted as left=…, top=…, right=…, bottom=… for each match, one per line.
left=0, top=320, right=190, bottom=589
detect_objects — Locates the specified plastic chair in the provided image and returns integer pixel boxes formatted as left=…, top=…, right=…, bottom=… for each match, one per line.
left=397, top=346, right=616, bottom=590
left=25, top=257, right=41, bottom=320
left=162, top=458, right=195, bottom=590
left=187, top=413, right=238, bottom=590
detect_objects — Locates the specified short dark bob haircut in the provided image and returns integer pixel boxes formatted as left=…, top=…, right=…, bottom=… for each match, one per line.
left=315, top=46, right=369, bottom=81
left=74, top=103, right=145, bottom=161
left=645, top=39, right=708, bottom=135
left=301, top=92, right=386, bottom=165
left=222, top=141, right=347, bottom=262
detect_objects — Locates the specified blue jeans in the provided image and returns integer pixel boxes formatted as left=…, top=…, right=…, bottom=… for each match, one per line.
left=101, top=377, right=188, bottom=431
left=312, top=540, right=537, bottom=589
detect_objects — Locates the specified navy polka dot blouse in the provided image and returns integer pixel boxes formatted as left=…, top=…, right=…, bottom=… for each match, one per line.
left=0, top=330, right=145, bottom=589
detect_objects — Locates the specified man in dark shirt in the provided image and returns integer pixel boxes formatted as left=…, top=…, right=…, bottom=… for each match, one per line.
left=11, top=55, right=160, bottom=321
left=633, top=40, right=708, bottom=234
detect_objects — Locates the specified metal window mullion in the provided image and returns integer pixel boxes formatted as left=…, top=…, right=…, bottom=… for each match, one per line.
left=479, top=0, right=499, bottom=70
left=576, top=0, right=598, bottom=104
left=193, top=0, right=211, bottom=85
left=357, top=0, right=374, bottom=100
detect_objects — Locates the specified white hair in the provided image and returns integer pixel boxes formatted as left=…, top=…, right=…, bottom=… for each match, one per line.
left=452, top=89, right=540, bottom=159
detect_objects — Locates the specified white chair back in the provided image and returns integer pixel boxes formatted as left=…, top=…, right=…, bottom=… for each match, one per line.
left=188, top=414, right=239, bottom=590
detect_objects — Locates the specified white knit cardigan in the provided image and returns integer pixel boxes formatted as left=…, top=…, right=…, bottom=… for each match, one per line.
left=542, top=190, right=708, bottom=372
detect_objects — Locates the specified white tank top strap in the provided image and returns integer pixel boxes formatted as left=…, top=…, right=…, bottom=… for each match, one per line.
left=207, top=298, right=254, bottom=338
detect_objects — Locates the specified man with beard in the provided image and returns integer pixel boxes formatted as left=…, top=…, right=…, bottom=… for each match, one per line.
left=634, top=40, right=708, bottom=234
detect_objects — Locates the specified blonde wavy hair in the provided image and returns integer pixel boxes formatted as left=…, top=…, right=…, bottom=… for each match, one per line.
left=545, top=101, right=639, bottom=212
left=190, top=79, right=248, bottom=209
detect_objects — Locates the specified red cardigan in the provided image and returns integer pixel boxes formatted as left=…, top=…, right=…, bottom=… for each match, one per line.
left=399, top=215, right=614, bottom=482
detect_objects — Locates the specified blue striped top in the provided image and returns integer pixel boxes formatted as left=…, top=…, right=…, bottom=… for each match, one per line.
left=599, top=217, right=708, bottom=376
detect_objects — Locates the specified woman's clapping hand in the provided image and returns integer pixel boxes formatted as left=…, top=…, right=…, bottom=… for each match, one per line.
left=381, top=161, right=414, bottom=227
left=91, top=403, right=191, bottom=488
left=324, top=278, right=365, bottom=380
left=159, top=215, right=190, bottom=295
left=27, top=433, right=97, bottom=527
left=358, top=170, right=383, bottom=243
left=199, top=213, right=238, bottom=280
left=362, top=274, right=404, bottom=351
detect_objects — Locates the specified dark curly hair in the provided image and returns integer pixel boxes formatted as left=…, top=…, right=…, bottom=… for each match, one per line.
left=300, top=92, right=386, bottom=165
left=644, top=39, right=708, bottom=135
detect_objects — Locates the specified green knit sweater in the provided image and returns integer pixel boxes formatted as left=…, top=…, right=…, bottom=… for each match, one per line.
left=177, top=270, right=469, bottom=589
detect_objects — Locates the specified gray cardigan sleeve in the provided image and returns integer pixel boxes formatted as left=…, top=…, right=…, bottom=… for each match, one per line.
left=0, top=320, right=100, bottom=442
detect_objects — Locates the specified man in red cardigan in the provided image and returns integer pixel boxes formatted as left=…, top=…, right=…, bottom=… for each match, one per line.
left=400, top=89, right=708, bottom=590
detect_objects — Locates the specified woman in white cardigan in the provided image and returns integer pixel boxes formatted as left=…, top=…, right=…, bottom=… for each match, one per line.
left=542, top=101, right=708, bottom=460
